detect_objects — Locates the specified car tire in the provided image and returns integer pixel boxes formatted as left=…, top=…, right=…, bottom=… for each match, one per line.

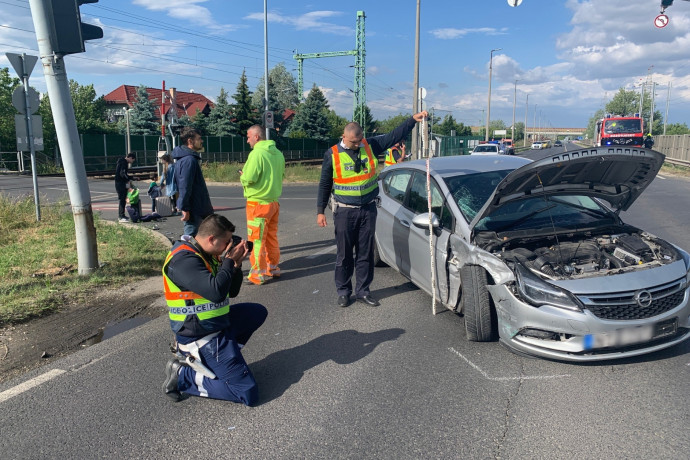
left=460, top=265, right=496, bottom=342
left=373, top=240, right=387, bottom=267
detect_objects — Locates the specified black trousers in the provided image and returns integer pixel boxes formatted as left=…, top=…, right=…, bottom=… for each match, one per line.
left=333, top=201, right=377, bottom=298
left=115, top=181, right=128, bottom=219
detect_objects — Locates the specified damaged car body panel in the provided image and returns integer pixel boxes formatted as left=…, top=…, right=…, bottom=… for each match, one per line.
left=375, top=150, right=690, bottom=362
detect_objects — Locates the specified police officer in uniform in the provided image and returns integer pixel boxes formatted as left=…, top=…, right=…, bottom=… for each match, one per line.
left=316, top=111, right=428, bottom=307
left=383, top=142, right=406, bottom=167
left=162, top=214, right=267, bottom=405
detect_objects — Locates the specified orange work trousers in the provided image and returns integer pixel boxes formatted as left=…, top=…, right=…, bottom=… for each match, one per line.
left=246, top=201, right=280, bottom=285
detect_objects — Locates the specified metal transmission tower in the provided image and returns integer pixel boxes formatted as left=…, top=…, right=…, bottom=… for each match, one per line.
left=293, top=11, right=366, bottom=126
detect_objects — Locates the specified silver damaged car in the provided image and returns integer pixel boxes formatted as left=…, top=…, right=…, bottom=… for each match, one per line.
left=374, top=148, right=690, bottom=361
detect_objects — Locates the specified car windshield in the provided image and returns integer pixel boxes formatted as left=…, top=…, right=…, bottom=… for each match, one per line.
left=474, top=145, right=497, bottom=152
left=604, top=119, right=642, bottom=134
left=444, top=169, right=513, bottom=222
left=474, top=195, right=614, bottom=232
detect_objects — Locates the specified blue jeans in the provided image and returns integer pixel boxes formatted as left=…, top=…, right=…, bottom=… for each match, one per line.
left=183, top=213, right=204, bottom=237
left=177, top=303, right=268, bottom=406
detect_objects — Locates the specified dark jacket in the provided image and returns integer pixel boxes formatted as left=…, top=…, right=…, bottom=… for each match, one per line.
left=165, top=237, right=243, bottom=339
left=172, top=145, right=214, bottom=218
left=316, top=117, right=418, bottom=213
left=115, top=158, right=132, bottom=184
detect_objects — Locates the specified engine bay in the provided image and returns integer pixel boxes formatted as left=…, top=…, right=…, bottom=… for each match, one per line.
left=490, top=230, right=680, bottom=280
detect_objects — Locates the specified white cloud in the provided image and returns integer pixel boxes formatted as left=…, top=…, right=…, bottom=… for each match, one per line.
left=244, top=10, right=352, bottom=36
left=429, top=27, right=507, bottom=40
left=132, top=0, right=237, bottom=33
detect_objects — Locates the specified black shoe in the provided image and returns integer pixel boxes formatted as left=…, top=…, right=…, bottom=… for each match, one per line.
left=357, top=295, right=380, bottom=307
left=163, top=358, right=182, bottom=401
left=337, top=295, right=350, bottom=307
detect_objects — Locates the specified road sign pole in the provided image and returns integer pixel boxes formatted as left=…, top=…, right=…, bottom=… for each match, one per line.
left=29, top=0, right=99, bottom=275
left=19, top=54, right=42, bottom=221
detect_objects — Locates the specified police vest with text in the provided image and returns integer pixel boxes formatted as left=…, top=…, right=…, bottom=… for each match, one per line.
left=162, top=244, right=230, bottom=333
left=384, top=148, right=398, bottom=166
left=330, top=140, right=379, bottom=206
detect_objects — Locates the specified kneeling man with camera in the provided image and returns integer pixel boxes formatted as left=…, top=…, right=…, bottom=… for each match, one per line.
left=162, top=214, right=267, bottom=405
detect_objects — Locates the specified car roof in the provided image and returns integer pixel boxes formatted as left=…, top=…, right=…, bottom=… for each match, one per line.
left=390, top=155, right=531, bottom=177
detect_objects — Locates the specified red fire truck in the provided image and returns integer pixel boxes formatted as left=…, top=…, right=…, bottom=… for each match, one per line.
left=594, top=114, right=644, bottom=147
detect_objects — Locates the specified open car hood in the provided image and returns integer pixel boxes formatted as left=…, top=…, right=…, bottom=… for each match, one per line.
left=469, top=147, right=665, bottom=231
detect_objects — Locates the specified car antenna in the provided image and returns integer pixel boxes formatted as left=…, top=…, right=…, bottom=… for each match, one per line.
left=536, top=171, right=565, bottom=267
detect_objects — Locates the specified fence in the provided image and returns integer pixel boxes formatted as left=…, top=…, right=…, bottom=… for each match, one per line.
left=434, top=135, right=485, bottom=156
left=653, top=135, right=690, bottom=166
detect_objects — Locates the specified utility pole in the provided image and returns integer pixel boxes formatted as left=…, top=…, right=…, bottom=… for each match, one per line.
left=512, top=80, right=518, bottom=144
left=29, top=0, right=102, bottom=275
left=533, top=104, right=537, bottom=141
left=263, top=0, right=270, bottom=140
left=664, top=82, right=671, bottom=135
left=412, top=0, right=421, bottom=159
left=650, top=82, right=656, bottom=135
left=523, top=93, right=528, bottom=147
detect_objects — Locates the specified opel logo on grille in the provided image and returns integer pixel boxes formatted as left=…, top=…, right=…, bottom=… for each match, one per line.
left=634, top=290, right=653, bottom=308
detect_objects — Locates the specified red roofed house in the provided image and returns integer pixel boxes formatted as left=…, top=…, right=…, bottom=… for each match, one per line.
left=104, top=85, right=214, bottom=123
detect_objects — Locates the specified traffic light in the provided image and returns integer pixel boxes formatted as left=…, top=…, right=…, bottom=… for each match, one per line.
left=46, top=0, right=103, bottom=55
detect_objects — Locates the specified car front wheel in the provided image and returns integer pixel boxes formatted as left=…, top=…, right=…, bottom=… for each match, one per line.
left=460, top=265, right=496, bottom=342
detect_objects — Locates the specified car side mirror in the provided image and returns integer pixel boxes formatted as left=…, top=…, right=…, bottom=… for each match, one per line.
left=412, top=212, right=440, bottom=229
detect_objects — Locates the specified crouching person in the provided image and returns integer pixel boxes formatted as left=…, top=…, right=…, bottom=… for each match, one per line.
left=162, top=214, right=267, bottom=405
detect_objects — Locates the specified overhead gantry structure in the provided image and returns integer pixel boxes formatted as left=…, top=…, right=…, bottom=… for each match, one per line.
left=293, top=11, right=366, bottom=125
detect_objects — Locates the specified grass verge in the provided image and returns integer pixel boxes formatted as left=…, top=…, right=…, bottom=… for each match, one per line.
left=0, top=195, right=167, bottom=326
left=203, top=161, right=323, bottom=183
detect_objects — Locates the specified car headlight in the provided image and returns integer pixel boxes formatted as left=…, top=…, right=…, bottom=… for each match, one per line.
left=515, top=264, right=583, bottom=312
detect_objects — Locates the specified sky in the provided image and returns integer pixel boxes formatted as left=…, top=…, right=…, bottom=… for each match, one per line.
left=2, top=0, right=690, bottom=129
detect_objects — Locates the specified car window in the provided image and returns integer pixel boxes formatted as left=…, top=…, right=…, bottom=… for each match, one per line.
left=474, top=145, right=497, bottom=153
left=382, top=169, right=413, bottom=204
left=407, top=172, right=453, bottom=229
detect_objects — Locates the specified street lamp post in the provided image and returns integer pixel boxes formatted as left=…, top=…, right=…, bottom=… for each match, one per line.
left=485, top=48, right=502, bottom=142
left=125, top=108, right=132, bottom=154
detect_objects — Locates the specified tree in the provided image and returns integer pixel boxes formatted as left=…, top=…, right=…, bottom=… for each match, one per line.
left=206, top=87, right=234, bottom=136
left=436, top=114, right=458, bottom=136
left=69, top=81, right=113, bottom=134
left=601, top=87, right=664, bottom=135
left=129, top=85, right=158, bottom=135
left=231, top=70, right=257, bottom=137
left=585, top=109, right=605, bottom=140
left=0, top=67, right=20, bottom=151
left=377, top=114, right=411, bottom=134
left=251, top=63, right=299, bottom=112
left=605, top=88, right=639, bottom=119
left=488, top=119, right=507, bottom=140
left=190, top=109, right=208, bottom=136
left=353, top=104, right=376, bottom=135
left=326, top=109, right=348, bottom=139
left=289, top=84, right=331, bottom=141
left=665, top=123, right=690, bottom=135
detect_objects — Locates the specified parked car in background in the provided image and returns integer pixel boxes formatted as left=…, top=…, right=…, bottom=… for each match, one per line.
left=374, top=149, right=690, bottom=362
left=541, top=140, right=552, bottom=149
left=471, top=144, right=502, bottom=155
left=531, top=141, right=543, bottom=149
left=554, top=140, right=563, bottom=147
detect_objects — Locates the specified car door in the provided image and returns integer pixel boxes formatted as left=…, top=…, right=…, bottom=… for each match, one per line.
left=405, top=172, right=454, bottom=303
left=377, top=169, right=414, bottom=277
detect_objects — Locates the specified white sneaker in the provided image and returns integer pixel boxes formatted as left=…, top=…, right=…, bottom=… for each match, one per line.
left=118, top=217, right=129, bottom=223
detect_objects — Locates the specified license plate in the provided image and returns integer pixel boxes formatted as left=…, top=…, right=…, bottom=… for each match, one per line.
left=583, top=318, right=678, bottom=350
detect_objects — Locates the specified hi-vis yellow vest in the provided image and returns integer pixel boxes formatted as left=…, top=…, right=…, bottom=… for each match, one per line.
left=384, top=148, right=398, bottom=166
left=331, top=139, right=378, bottom=198
left=162, top=244, right=230, bottom=325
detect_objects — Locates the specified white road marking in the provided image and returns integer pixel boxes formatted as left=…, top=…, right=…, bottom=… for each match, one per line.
left=656, top=175, right=667, bottom=180
left=448, top=347, right=570, bottom=381
left=0, top=369, right=66, bottom=404
left=307, top=244, right=337, bottom=259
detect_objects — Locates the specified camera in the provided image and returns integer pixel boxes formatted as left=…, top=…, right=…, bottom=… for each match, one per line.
left=231, top=235, right=253, bottom=253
